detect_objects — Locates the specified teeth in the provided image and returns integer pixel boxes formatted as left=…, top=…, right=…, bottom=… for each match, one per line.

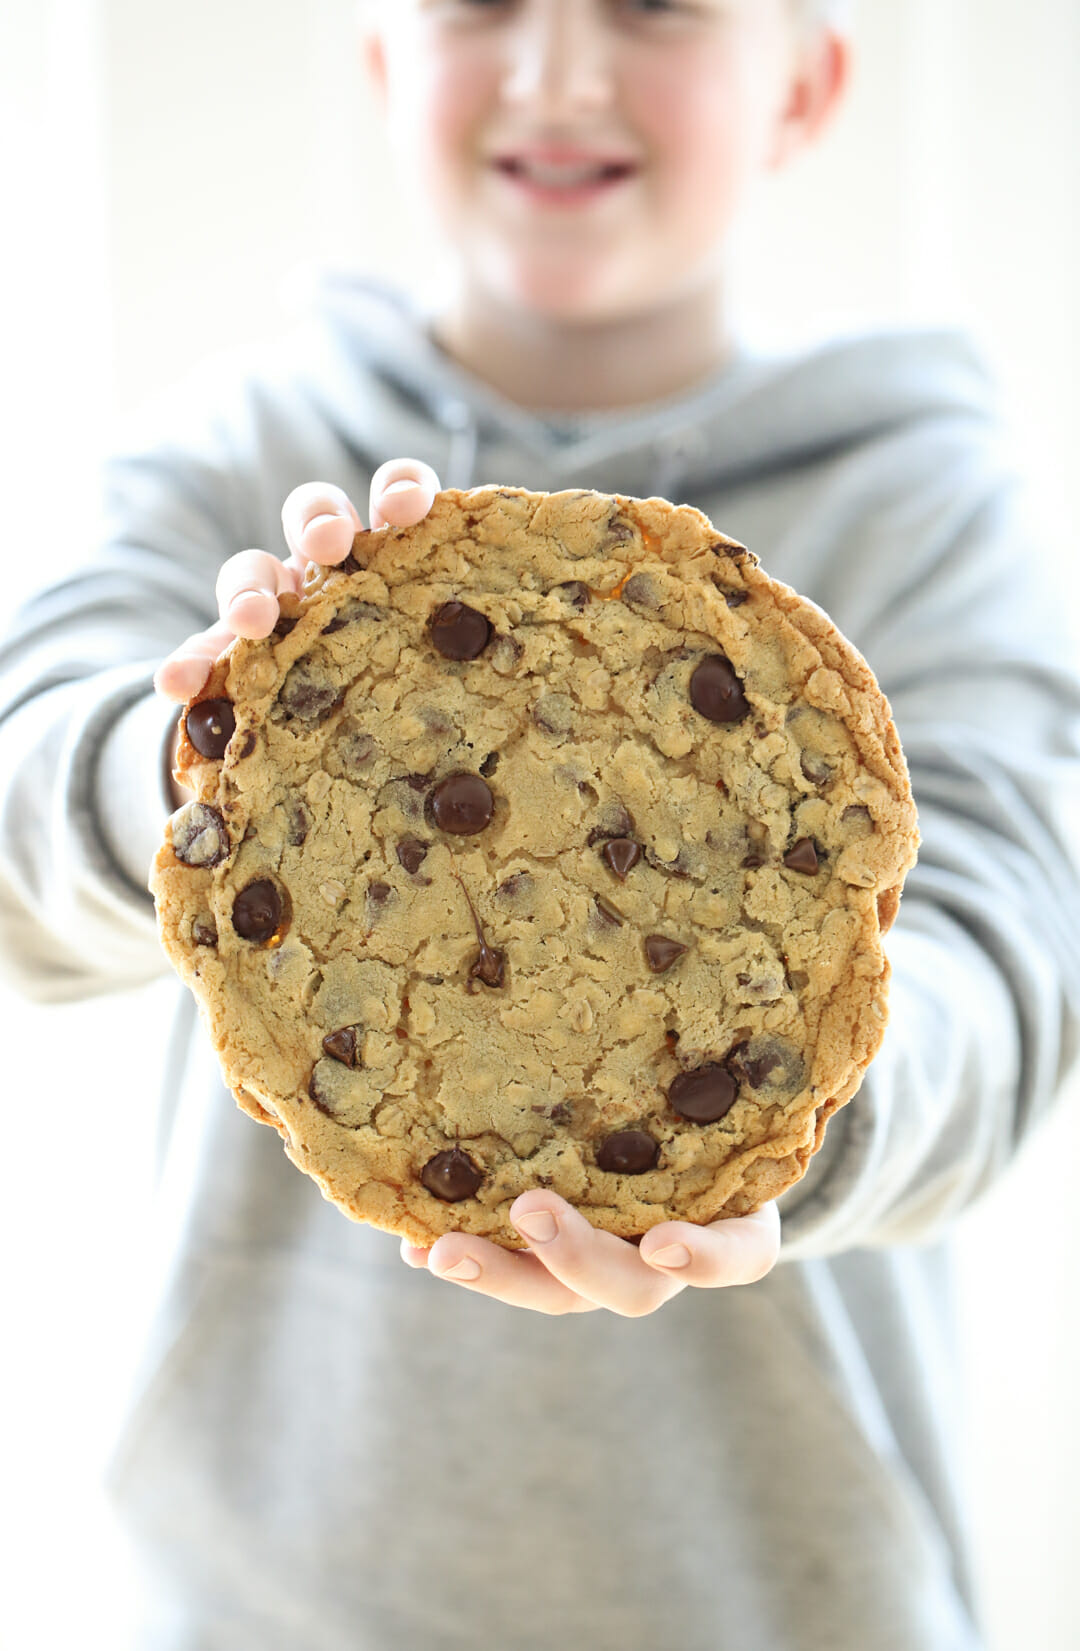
left=513, top=161, right=615, bottom=186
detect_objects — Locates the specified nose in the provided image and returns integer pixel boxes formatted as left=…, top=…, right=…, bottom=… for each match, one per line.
left=502, top=0, right=614, bottom=115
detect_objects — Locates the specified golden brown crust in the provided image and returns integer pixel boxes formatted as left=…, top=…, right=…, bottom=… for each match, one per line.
left=152, top=487, right=919, bottom=1247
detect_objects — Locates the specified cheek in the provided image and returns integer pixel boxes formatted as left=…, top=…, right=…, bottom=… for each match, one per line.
left=628, top=53, right=778, bottom=236
left=388, top=42, right=496, bottom=215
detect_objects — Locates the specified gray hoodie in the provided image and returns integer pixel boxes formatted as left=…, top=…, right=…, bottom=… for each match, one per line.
left=3, top=275, right=1079, bottom=1650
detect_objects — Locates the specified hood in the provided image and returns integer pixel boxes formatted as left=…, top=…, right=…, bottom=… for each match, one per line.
left=290, top=271, right=1000, bottom=504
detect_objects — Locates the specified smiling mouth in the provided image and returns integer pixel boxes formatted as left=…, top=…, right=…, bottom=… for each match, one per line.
left=490, top=155, right=641, bottom=208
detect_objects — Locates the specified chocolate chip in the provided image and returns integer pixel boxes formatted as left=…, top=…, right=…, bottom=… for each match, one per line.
left=367, top=881, right=392, bottom=909
left=185, top=698, right=235, bottom=760
left=339, top=550, right=365, bottom=575
left=172, top=802, right=230, bottom=868
left=496, top=871, right=531, bottom=898
left=531, top=693, right=575, bottom=737
left=606, top=511, right=636, bottom=543
left=323, top=599, right=385, bottom=635
left=725, top=590, right=748, bottom=608
left=278, top=657, right=344, bottom=724
left=428, top=772, right=495, bottom=835
left=595, top=1130, right=659, bottom=1174
left=645, top=935, right=688, bottom=973
left=594, top=895, right=625, bottom=927
left=799, top=752, right=833, bottom=787
left=272, top=614, right=298, bottom=640
left=336, top=728, right=376, bottom=775
left=620, top=572, right=659, bottom=609
left=841, top=804, right=873, bottom=831
left=586, top=803, right=636, bottom=846
left=323, top=1026, right=359, bottom=1067
left=232, top=879, right=284, bottom=943
left=396, top=836, right=430, bottom=874
left=728, top=1035, right=805, bottom=1093
left=667, top=1063, right=738, bottom=1123
left=553, top=580, right=590, bottom=610
left=421, top=1147, right=484, bottom=1202
left=236, top=730, right=256, bottom=760
left=192, top=913, right=217, bottom=947
left=601, top=837, right=641, bottom=880
left=689, top=654, right=751, bottom=724
left=453, top=872, right=507, bottom=991
left=783, top=837, right=820, bottom=875
left=478, top=750, right=500, bottom=778
left=429, top=600, right=492, bottom=660
left=307, top=1056, right=370, bottom=1124
left=287, top=800, right=310, bottom=847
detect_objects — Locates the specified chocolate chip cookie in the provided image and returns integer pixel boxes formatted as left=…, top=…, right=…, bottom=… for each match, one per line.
left=151, top=487, right=919, bottom=1249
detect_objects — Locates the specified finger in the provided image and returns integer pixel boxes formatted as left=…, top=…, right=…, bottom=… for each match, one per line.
left=215, top=550, right=301, bottom=638
left=153, top=620, right=236, bottom=702
left=639, top=1200, right=781, bottom=1288
left=424, top=1232, right=598, bottom=1315
left=507, top=1195, right=684, bottom=1319
left=399, top=1240, right=430, bottom=1269
left=368, top=457, right=440, bottom=531
left=281, top=482, right=363, bottom=567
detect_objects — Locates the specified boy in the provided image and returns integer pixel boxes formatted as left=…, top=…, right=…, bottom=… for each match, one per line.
left=3, top=0, right=1080, bottom=1645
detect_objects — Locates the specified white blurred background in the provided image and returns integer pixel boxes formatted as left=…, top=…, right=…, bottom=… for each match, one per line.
left=1, top=1, right=1078, bottom=1646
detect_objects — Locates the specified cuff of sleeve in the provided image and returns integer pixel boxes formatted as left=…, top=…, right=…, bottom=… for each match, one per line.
left=94, top=691, right=184, bottom=895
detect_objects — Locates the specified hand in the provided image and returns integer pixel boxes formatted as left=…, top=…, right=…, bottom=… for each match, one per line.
left=153, top=457, right=441, bottom=705
left=401, top=1193, right=781, bottom=1316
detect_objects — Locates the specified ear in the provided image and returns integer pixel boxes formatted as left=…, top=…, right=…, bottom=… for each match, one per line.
left=766, top=27, right=852, bottom=171
left=358, top=7, right=390, bottom=113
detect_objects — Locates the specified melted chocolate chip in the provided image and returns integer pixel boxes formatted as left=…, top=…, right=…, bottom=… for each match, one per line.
left=730, top=1044, right=778, bottom=1088
left=620, top=572, right=659, bottom=609
left=496, top=871, right=532, bottom=898
left=172, top=802, right=230, bottom=868
left=531, top=693, right=575, bottom=737
left=396, top=836, right=430, bottom=874
left=286, top=800, right=310, bottom=847
left=232, top=879, right=284, bottom=944
left=278, top=659, right=344, bottom=724
left=421, top=1147, right=484, bottom=1202
left=336, top=728, right=376, bottom=775
left=667, top=1063, right=738, bottom=1124
left=842, top=804, right=873, bottom=831
left=192, top=914, right=218, bottom=947
left=644, top=935, right=688, bottom=974
left=429, top=772, right=495, bottom=835
left=272, top=613, right=298, bottom=640
left=586, top=804, right=636, bottom=846
left=606, top=511, right=635, bottom=543
left=689, top=654, right=751, bottom=724
left=478, top=750, right=500, bottom=777
left=186, top=698, right=235, bottom=760
left=601, top=837, right=641, bottom=880
left=596, top=1130, right=659, bottom=1175
left=783, top=837, right=820, bottom=874
left=453, top=872, right=506, bottom=990
left=725, top=590, right=748, bottom=608
left=594, top=895, right=625, bottom=927
left=321, top=614, right=348, bottom=635
left=729, top=1035, right=805, bottom=1093
left=367, top=881, right=392, bottom=909
left=429, top=600, right=492, bottom=660
left=553, top=580, right=590, bottom=610
left=323, top=1026, right=359, bottom=1067
left=236, top=730, right=256, bottom=760
left=799, top=752, right=833, bottom=787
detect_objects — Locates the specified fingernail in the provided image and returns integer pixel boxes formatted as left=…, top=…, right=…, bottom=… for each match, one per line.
left=381, top=479, right=417, bottom=498
left=647, top=1243, right=691, bottom=1269
left=514, top=1209, right=558, bottom=1244
left=439, top=1256, right=481, bottom=1281
left=228, top=587, right=271, bottom=613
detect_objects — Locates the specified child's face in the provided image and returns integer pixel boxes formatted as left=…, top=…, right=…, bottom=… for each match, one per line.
left=363, top=0, right=829, bottom=325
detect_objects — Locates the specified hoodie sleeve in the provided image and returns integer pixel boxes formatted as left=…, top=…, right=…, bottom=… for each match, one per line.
left=0, top=386, right=249, bottom=1004
left=776, top=441, right=1080, bottom=1259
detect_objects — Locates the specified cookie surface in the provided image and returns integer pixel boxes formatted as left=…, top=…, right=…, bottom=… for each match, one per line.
left=152, top=487, right=918, bottom=1249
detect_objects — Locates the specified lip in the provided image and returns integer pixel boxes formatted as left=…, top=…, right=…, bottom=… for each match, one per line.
left=489, top=152, right=639, bottom=208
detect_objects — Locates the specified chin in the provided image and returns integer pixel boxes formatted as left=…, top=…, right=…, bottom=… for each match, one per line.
left=487, top=253, right=643, bottom=327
